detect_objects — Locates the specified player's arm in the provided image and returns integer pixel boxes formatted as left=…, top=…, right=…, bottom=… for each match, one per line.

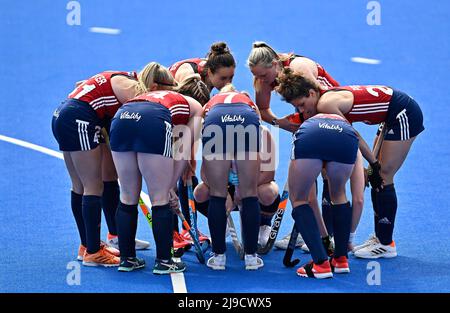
left=111, top=76, right=140, bottom=103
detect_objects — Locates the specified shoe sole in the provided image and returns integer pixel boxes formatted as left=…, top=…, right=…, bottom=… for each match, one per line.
left=334, top=267, right=350, bottom=274
left=245, top=265, right=264, bottom=270
left=118, top=264, right=145, bottom=272
left=77, top=256, right=83, bottom=261
left=354, top=252, right=397, bottom=259
left=207, top=265, right=226, bottom=270
left=297, top=272, right=333, bottom=279
left=82, top=261, right=119, bottom=267
left=153, top=269, right=186, bottom=275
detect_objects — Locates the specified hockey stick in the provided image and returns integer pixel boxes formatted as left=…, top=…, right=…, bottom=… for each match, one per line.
left=283, top=225, right=300, bottom=267
left=138, top=194, right=184, bottom=258
left=374, top=122, right=387, bottom=159
left=258, top=181, right=289, bottom=254
left=172, top=202, right=207, bottom=264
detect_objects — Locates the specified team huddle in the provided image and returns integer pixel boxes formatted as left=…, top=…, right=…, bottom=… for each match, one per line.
left=52, top=41, right=424, bottom=279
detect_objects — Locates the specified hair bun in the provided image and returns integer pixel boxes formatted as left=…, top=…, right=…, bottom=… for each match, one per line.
left=252, top=41, right=268, bottom=48
left=210, top=42, right=229, bottom=55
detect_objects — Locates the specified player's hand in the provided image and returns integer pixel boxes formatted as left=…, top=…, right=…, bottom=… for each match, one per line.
left=277, top=115, right=301, bottom=133
left=368, top=161, right=384, bottom=191
left=168, top=189, right=180, bottom=210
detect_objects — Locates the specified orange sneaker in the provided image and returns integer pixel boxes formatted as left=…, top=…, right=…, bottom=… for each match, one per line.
left=173, top=231, right=192, bottom=250
left=77, top=245, right=86, bottom=261
left=82, top=246, right=120, bottom=267
left=100, top=241, right=120, bottom=257
left=296, top=260, right=333, bottom=279
left=181, top=228, right=210, bottom=244
left=331, top=256, right=350, bottom=274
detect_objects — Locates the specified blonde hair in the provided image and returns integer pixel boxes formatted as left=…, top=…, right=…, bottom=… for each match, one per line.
left=136, top=62, right=176, bottom=94
left=175, top=74, right=210, bottom=105
left=219, top=83, right=237, bottom=93
left=247, top=41, right=292, bottom=69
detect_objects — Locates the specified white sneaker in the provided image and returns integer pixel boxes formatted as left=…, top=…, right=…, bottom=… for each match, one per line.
left=107, top=233, right=150, bottom=250
left=300, top=243, right=309, bottom=253
left=352, top=233, right=378, bottom=252
left=244, top=254, right=264, bottom=270
left=274, top=233, right=305, bottom=250
left=207, top=253, right=226, bottom=270
left=354, top=238, right=397, bottom=259
left=258, top=225, right=272, bottom=246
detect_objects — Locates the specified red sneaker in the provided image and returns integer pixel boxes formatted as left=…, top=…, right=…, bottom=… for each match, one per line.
left=181, top=228, right=210, bottom=243
left=331, top=256, right=350, bottom=274
left=296, top=260, right=333, bottom=279
left=173, top=231, right=192, bottom=250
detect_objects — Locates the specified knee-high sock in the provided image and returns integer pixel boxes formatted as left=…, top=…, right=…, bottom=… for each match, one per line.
left=292, top=204, right=328, bottom=264
left=371, top=188, right=380, bottom=235
left=82, top=195, right=102, bottom=254
left=71, top=191, right=86, bottom=246
left=240, top=197, right=260, bottom=254
left=321, top=180, right=333, bottom=236
left=207, top=196, right=227, bottom=254
left=152, top=204, right=173, bottom=261
left=116, top=201, right=138, bottom=258
left=102, top=181, right=119, bottom=236
left=332, top=202, right=352, bottom=258
left=376, top=184, right=397, bottom=245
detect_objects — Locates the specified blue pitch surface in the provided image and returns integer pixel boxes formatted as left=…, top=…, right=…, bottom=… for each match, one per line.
left=1, top=0, right=449, bottom=293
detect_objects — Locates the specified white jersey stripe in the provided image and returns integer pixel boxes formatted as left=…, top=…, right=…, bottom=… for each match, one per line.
left=353, top=102, right=390, bottom=108
left=349, top=109, right=389, bottom=115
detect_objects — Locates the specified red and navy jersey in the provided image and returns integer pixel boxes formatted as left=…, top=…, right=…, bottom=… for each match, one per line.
left=271, top=53, right=339, bottom=89
left=325, top=85, right=393, bottom=125
left=68, top=71, right=138, bottom=119
left=169, top=58, right=207, bottom=78
left=128, top=91, right=190, bottom=125
left=203, top=92, right=257, bottom=114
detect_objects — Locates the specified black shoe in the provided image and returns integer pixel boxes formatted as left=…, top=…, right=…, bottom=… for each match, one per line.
left=153, top=259, right=186, bottom=275
left=118, top=257, right=146, bottom=272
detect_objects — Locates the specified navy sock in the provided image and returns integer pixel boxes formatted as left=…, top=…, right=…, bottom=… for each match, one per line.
left=332, top=202, right=352, bottom=258
left=292, top=204, right=328, bottom=264
left=71, top=191, right=86, bottom=246
left=207, top=196, right=227, bottom=254
left=195, top=200, right=209, bottom=218
left=102, top=181, right=119, bottom=236
left=321, top=180, right=333, bottom=236
left=116, top=201, right=138, bottom=258
left=376, top=184, right=397, bottom=245
left=173, top=214, right=179, bottom=232
left=259, top=194, right=280, bottom=226
left=371, top=188, right=380, bottom=235
left=240, top=197, right=261, bottom=254
left=152, top=204, right=173, bottom=260
left=82, top=195, right=102, bottom=254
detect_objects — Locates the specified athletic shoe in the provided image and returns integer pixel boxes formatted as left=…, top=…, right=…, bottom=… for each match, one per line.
left=354, top=239, right=397, bottom=259
left=106, top=233, right=150, bottom=250
left=300, top=243, right=310, bottom=253
left=181, top=228, right=211, bottom=244
left=296, top=260, right=333, bottom=279
left=82, top=246, right=120, bottom=267
left=101, top=241, right=120, bottom=257
left=207, top=253, right=226, bottom=270
left=244, top=254, right=264, bottom=270
left=118, top=257, right=146, bottom=272
left=258, top=225, right=272, bottom=247
left=153, top=259, right=186, bottom=275
left=77, top=245, right=86, bottom=261
left=173, top=231, right=192, bottom=250
left=330, top=256, right=350, bottom=274
left=352, top=233, right=378, bottom=252
left=78, top=243, right=119, bottom=261
left=274, top=233, right=306, bottom=250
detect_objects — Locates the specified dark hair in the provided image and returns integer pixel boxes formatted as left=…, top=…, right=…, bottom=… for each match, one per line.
left=275, top=68, right=320, bottom=102
left=175, top=74, right=210, bottom=105
left=204, top=42, right=236, bottom=74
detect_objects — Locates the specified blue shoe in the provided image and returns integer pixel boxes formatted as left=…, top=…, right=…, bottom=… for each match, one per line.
left=118, top=257, right=145, bottom=272
left=153, top=259, right=186, bottom=275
